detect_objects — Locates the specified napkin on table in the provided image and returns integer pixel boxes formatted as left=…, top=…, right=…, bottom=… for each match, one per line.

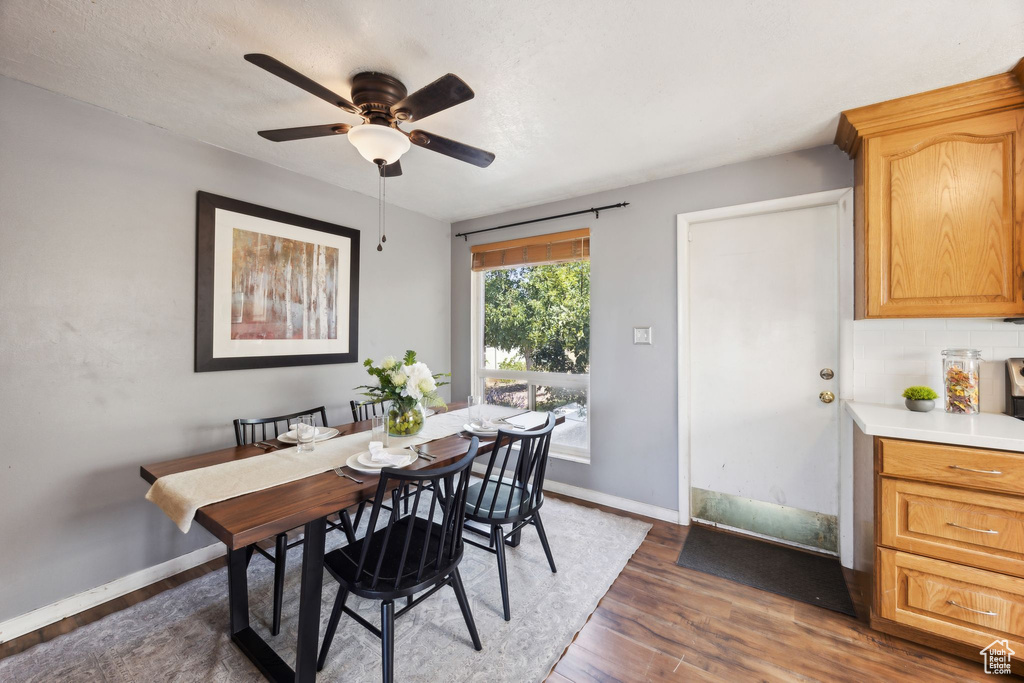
left=369, top=441, right=407, bottom=466
left=288, top=424, right=320, bottom=437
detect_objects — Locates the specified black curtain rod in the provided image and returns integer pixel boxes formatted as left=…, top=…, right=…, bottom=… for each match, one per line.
left=454, top=202, right=630, bottom=240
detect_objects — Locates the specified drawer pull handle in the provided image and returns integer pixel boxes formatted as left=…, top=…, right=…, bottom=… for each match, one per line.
left=947, top=600, right=997, bottom=617
left=947, top=522, right=998, bottom=534
left=949, top=465, right=1003, bottom=475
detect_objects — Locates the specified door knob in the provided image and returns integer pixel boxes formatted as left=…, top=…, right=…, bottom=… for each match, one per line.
left=819, top=391, right=835, bottom=404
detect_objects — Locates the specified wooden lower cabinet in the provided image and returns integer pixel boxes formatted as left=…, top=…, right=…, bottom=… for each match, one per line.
left=872, top=438, right=1024, bottom=674
left=879, top=478, right=1024, bottom=577
left=879, top=438, right=1024, bottom=495
left=878, top=548, right=1024, bottom=651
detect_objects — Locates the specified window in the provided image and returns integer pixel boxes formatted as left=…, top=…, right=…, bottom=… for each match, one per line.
left=470, top=229, right=590, bottom=461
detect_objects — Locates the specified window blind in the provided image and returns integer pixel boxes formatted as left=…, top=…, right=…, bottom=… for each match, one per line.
left=470, top=228, right=590, bottom=271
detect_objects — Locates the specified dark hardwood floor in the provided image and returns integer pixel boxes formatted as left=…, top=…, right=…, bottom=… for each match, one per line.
left=0, top=495, right=991, bottom=681
left=544, top=493, right=990, bottom=682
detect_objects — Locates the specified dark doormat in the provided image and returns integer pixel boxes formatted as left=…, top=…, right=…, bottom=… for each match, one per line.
left=676, top=524, right=856, bottom=616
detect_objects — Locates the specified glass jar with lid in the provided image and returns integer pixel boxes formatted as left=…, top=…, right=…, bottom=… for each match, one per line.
left=941, top=348, right=982, bottom=415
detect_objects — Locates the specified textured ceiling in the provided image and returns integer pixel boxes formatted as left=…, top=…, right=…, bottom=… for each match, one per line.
left=2, top=1, right=1022, bottom=222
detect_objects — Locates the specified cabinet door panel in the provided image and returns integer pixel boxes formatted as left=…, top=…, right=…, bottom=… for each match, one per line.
left=877, top=548, right=1024, bottom=650
left=865, top=110, right=1024, bottom=317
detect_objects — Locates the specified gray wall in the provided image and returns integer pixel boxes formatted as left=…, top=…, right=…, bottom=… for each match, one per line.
left=0, top=75, right=451, bottom=622
left=451, top=146, right=853, bottom=511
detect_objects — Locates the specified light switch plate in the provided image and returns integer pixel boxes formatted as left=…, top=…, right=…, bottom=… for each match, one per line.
left=633, top=326, right=652, bottom=345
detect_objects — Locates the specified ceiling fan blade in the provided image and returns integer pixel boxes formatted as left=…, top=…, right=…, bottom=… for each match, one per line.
left=392, top=74, right=474, bottom=122
left=257, top=123, right=351, bottom=142
left=379, top=160, right=403, bottom=177
left=409, top=130, right=495, bottom=168
left=244, top=53, right=361, bottom=115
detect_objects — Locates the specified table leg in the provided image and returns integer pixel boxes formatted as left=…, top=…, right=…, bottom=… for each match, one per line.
left=294, top=517, right=326, bottom=683
left=228, top=545, right=290, bottom=682
left=225, top=518, right=327, bottom=683
left=228, top=545, right=250, bottom=634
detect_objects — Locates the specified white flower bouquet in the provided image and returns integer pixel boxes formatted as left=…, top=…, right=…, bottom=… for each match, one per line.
left=358, top=350, right=449, bottom=435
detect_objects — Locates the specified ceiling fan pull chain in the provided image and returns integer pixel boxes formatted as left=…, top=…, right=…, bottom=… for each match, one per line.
left=381, top=167, right=387, bottom=244
left=376, top=165, right=384, bottom=252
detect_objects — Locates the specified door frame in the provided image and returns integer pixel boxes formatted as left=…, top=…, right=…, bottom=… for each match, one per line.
left=676, top=188, right=855, bottom=560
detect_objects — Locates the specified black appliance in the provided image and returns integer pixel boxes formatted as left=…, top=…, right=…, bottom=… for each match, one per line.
left=1005, top=359, right=1024, bottom=420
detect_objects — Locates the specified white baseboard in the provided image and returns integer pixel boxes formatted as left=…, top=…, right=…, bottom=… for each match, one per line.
left=0, top=542, right=225, bottom=644
left=470, top=463, right=681, bottom=524
left=543, top=479, right=681, bottom=524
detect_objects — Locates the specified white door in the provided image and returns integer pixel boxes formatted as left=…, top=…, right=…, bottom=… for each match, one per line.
left=687, top=202, right=840, bottom=529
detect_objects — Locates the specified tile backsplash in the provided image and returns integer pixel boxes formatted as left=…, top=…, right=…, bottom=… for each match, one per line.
left=853, top=319, right=1024, bottom=413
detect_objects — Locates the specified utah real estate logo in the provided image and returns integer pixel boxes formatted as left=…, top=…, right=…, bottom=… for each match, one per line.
left=981, top=639, right=1014, bottom=675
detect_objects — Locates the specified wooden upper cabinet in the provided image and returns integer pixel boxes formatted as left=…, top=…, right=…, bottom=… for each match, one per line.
left=837, top=58, right=1024, bottom=318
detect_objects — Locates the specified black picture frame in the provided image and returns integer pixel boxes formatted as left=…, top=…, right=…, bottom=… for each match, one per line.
left=194, top=191, right=360, bottom=372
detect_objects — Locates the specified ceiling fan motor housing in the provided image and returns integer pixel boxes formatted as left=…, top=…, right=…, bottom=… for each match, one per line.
left=351, top=72, right=408, bottom=124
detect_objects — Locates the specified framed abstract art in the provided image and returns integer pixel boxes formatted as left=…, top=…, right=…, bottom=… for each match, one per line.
left=194, top=192, right=359, bottom=372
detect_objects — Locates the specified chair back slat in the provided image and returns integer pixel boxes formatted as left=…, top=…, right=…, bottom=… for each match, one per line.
left=356, top=492, right=386, bottom=578
left=370, top=492, right=400, bottom=590
left=434, top=473, right=458, bottom=570
left=451, top=470, right=472, bottom=554
left=415, top=487, right=441, bottom=583
left=233, top=406, right=329, bottom=447
left=474, top=453, right=498, bottom=517
left=354, top=441, right=479, bottom=591
left=392, top=484, right=425, bottom=589
left=467, top=414, right=556, bottom=522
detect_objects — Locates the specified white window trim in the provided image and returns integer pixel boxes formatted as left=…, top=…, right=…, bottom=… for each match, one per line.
left=470, top=271, right=591, bottom=463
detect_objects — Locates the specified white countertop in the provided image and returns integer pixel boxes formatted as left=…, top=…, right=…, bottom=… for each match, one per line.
left=844, top=400, right=1024, bottom=452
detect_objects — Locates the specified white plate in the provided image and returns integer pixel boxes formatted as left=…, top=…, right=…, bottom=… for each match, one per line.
left=277, top=427, right=339, bottom=444
left=346, top=449, right=416, bottom=474
left=463, top=422, right=499, bottom=435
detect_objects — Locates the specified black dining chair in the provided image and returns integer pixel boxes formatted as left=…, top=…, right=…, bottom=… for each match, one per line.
left=232, top=406, right=355, bottom=636
left=350, top=398, right=387, bottom=423
left=462, top=413, right=557, bottom=621
left=317, top=441, right=483, bottom=681
left=234, top=406, right=329, bottom=447
left=349, top=397, right=416, bottom=524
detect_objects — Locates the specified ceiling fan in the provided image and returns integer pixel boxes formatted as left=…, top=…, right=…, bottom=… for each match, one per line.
left=244, top=53, right=496, bottom=178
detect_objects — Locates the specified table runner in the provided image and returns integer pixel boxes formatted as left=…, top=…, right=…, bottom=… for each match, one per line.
left=146, top=405, right=536, bottom=532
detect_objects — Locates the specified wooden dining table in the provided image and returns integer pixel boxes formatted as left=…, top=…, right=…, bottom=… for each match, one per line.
left=139, top=404, right=561, bottom=683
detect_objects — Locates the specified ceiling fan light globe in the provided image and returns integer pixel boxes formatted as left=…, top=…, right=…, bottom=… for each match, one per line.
left=347, top=124, right=410, bottom=165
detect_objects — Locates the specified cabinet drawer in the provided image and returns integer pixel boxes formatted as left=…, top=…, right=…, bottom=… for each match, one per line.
left=879, top=438, right=1024, bottom=495
left=880, top=478, right=1024, bottom=577
left=878, top=548, right=1024, bottom=650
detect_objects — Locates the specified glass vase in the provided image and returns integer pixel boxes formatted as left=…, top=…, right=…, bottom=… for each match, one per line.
left=388, top=400, right=426, bottom=437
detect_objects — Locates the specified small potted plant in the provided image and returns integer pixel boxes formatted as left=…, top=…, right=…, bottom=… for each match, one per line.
left=902, top=386, right=938, bottom=412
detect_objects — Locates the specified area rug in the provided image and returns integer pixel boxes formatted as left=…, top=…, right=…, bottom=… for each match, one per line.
left=676, top=524, right=855, bottom=616
left=0, top=496, right=650, bottom=682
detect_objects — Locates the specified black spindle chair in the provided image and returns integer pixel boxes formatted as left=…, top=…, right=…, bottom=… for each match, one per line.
left=234, top=406, right=329, bottom=446
left=350, top=398, right=387, bottom=423
left=462, top=413, right=557, bottom=621
left=317, top=441, right=483, bottom=681
left=232, top=406, right=356, bottom=636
